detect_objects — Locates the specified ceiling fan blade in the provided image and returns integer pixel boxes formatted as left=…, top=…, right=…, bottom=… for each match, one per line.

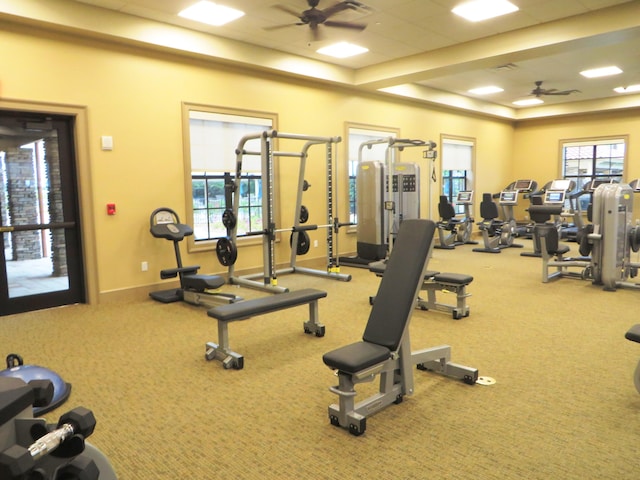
left=546, top=90, right=581, bottom=95
left=273, top=4, right=303, bottom=19
left=263, top=22, right=303, bottom=31
left=321, top=1, right=354, bottom=19
left=310, top=23, right=324, bottom=41
left=324, top=20, right=366, bottom=30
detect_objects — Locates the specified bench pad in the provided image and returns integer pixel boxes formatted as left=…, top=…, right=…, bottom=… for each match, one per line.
left=207, top=288, right=326, bottom=322
left=323, top=341, right=391, bottom=375
left=184, top=274, right=225, bottom=290
left=433, top=273, right=473, bottom=285
left=625, top=324, right=640, bottom=343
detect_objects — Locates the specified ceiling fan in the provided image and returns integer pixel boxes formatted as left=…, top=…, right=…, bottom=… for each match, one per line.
left=531, top=81, right=580, bottom=97
left=265, top=0, right=368, bottom=41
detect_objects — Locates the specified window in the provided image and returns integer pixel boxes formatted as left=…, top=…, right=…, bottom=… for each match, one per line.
left=184, top=106, right=275, bottom=245
left=346, top=125, right=399, bottom=224
left=561, top=137, right=626, bottom=210
left=441, top=137, right=474, bottom=214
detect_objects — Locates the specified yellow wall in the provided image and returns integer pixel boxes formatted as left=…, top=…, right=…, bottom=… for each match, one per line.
left=0, top=24, right=523, bottom=300
left=513, top=111, right=640, bottom=220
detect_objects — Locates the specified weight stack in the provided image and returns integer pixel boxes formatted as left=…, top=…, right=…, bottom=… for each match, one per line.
left=356, top=161, right=387, bottom=260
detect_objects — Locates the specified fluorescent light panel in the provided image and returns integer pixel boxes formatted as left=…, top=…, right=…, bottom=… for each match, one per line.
left=178, top=1, right=244, bottom=26
left=452, top=0, right=518, bottom=22
left=317, top=42, right=368, bottom=58
left=468, top=86, right=504, bottom=95
left=580, top=66, right=622, bottom=78
left=614, top=85, right=640, bottom=93
left=513, top=98, right=544, bottom=106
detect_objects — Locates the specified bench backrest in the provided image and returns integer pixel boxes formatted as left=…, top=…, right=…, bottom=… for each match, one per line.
left=363, top=219, right=435, bottom=351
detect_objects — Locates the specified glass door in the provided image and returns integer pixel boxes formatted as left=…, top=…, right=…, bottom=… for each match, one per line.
left=0, top=111, right=85, bottom=316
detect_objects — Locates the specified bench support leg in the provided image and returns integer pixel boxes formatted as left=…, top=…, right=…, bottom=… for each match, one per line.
left=328, top=339, right=477, bottom=436
left=303, top=300, right=325, bottom=337
left=418, top=282, right=471, bottom=319
left=205, top=321, right=244, bottom=370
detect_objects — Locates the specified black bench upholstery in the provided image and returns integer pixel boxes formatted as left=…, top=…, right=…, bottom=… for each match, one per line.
left=205, top=288, right=327, bottom=369
left=208, top=288, right=326, bottom=322
left=625, top=324, right=640, bottom=343
left=324, top=219, right=434, bottom=374
left=323, top=219, right=478, bottom=436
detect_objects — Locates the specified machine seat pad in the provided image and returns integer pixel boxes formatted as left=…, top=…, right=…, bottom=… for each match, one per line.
left=322, top=341, right=391, bottom=375
left=208, top=288, right=326, bottom=322
left=183, top=274, right=225, bottom=290
left=369, top=261, right=438, bottom=280
left=433, top=273, right=473, bottom=285
left=625, top=324, right=640, bottom=343
left=555, top=245, right=571, bottom=255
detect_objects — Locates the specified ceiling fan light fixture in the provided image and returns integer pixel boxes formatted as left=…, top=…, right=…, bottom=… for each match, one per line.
left=317, top=42, right=369, bottom=58
left=614, top=85, right=640, bottom=94
left=178, top=1, right=244, bottom=27
left=468, top=86, right=504, bottom=95
left=513, top=98, right=544, bottom=106
left=580, top=66, right=622, bottom=78
left=452, top=0, right=518, bottom=22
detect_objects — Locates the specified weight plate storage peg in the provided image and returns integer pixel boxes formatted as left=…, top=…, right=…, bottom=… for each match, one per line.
left=216, top=237, right=238, bottom=266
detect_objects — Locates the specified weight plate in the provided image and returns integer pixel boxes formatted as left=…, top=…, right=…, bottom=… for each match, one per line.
left=476, top=376, right=496, bottom=386
left=299, top=205, right=309, bottom=224
left=222, top=209, right=237, bottom=230
left=290, top=230, right=310, bottom=255
left=216, top=237, right=237, bottom=266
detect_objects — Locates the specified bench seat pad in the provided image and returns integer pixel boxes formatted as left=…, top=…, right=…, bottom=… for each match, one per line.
left=625, top=324, right=640, bottom=343
left=207, top=288, right=326, bottom=322
left=184, top=274, right=225, bottom=290
left=322, top=341, right=391, bottom=375
left=369, top=261, right=439, bottom=280
left=432, top=273, right=473, bottom=285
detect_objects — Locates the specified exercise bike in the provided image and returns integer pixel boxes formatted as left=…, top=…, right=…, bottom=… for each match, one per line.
left=149, top=207, right=241, bottom=307
left=434, top=192, right=477, bottom=249
left=472, top=192, right=522, bottom=253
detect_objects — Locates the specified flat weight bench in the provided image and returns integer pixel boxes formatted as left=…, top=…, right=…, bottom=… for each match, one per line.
left=625, top=324, right=640, bottom=393
left=205, top=288, right=327, bottom=370
left=323, top=219, right=478, bottom=436
left=369, top=262, right=473, bottom=319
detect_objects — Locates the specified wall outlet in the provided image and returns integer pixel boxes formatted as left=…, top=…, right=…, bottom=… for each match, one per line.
left=313, top=240, right=318, bottom=248
left=141, top=261, right=148, bottom=272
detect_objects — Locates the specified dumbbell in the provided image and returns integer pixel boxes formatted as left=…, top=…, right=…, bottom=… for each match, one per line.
left=0, top=407, right=96, bottom=478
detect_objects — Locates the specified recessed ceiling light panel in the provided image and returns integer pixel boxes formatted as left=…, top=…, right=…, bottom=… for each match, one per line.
left=317, top=42, right=369, bottom=59
left=580, top=66, right=623, bottom=78
left=178, top=1, right=244, bottom=27
left=513, top=98, right=544, bottom=106
left=452, top=0, right=519, bottom=22
left=614, top=85, right=640, bottom=93
left=468, top=86, right=504, bottom=95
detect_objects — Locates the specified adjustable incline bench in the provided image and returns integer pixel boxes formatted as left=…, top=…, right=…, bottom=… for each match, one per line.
left=369, top=262, right=473, bottom=319
left=323, top=219, right=478, bottom=436
left=205, top=288, right=327, bottom=370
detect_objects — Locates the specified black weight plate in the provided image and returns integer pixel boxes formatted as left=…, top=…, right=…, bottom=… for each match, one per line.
left=216, top=237, right=238, bottom=266
left=289, top=231, right=311, bottom=255
left=299, top=205, right=309, bottom=224
left=222, top=209, right=237, bottom=230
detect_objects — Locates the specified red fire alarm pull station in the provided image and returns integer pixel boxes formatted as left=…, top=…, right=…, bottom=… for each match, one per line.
left=107, top=203, right=116, bottom=215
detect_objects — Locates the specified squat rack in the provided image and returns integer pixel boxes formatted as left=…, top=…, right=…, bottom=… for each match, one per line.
left=227, top=129, right=351, bottom=294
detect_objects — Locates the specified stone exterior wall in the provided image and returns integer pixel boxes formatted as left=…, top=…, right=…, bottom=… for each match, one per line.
left=45, top=137, right=68, bottom=276
left=6, top=147, right=41, bottom=260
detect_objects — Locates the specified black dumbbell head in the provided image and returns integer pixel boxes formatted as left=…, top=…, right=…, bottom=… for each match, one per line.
left=0, top=445, right=35, bottom=477
left=58, top=407, right=96, bottom=438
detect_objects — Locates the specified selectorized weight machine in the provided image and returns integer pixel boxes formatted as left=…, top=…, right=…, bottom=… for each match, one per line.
left=340, top=137, right=437, bottom=267
left=222, top=130, right=351, bottom=294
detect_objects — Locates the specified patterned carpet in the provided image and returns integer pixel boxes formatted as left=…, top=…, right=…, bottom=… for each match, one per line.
left=3, top=237, right=640, bottom=479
